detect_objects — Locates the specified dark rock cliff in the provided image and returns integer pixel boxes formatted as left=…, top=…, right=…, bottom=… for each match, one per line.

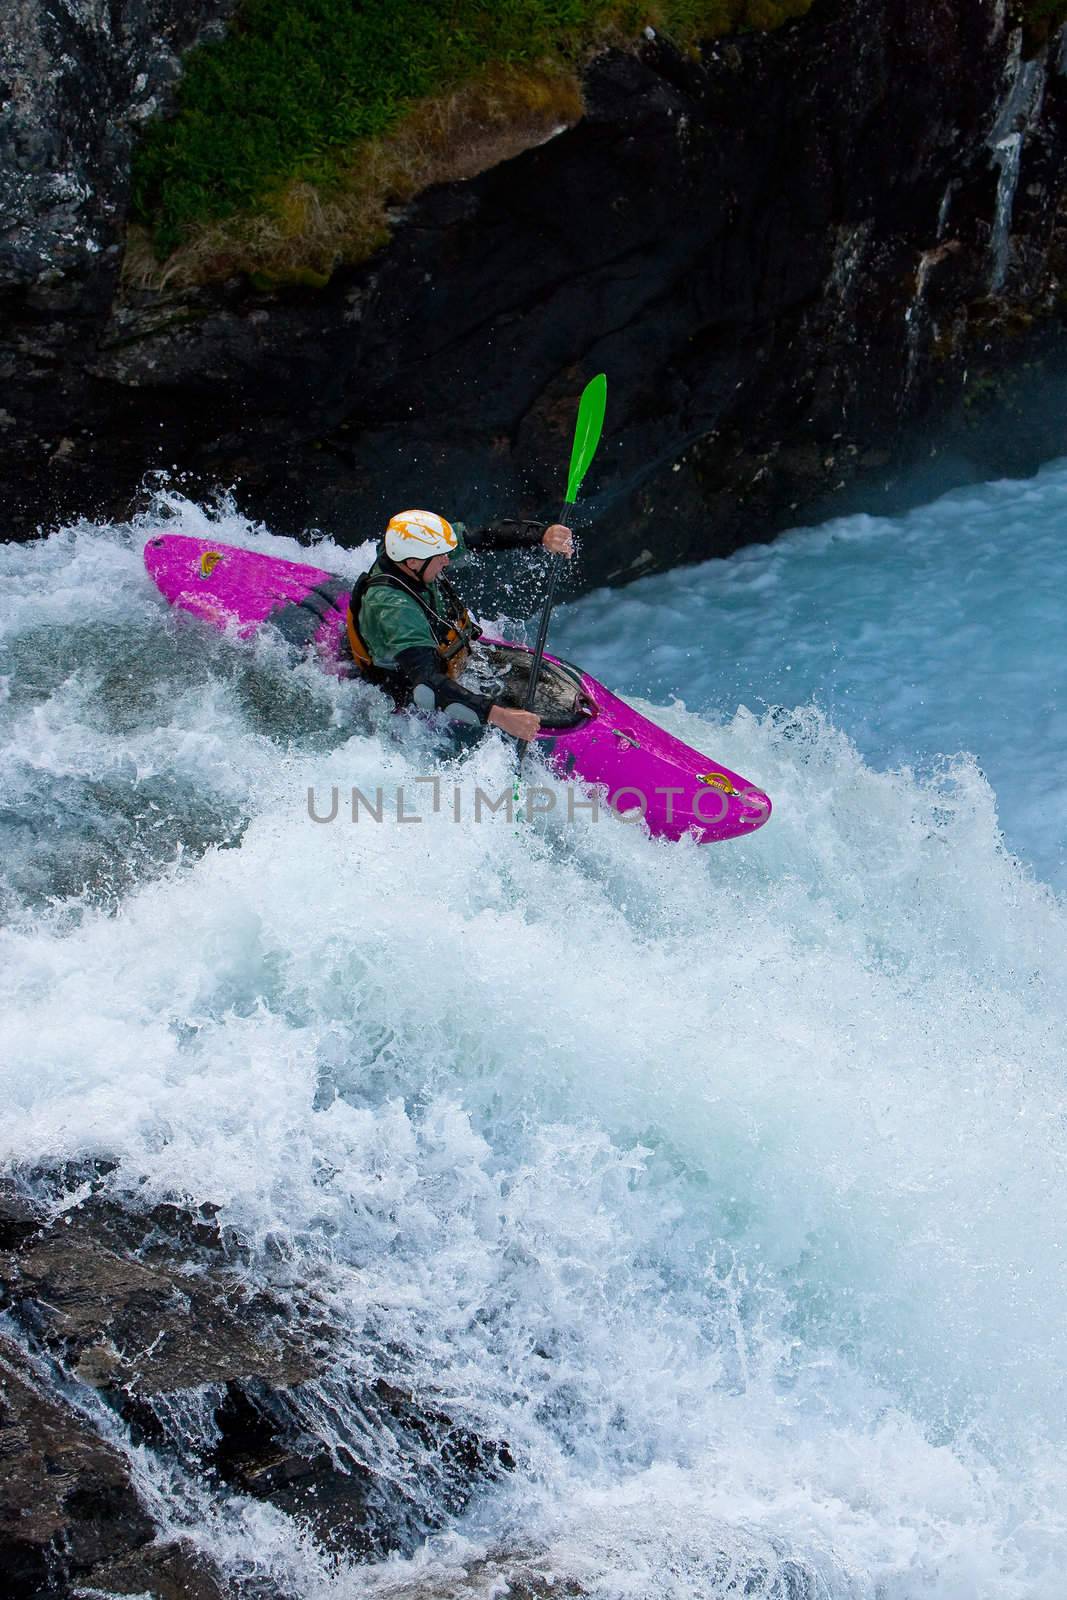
left=0, top=1173, right=514, bottom=1595
left=0, top=1, right=238, bottom=297
left=3, top=0, right=1067, bottom=594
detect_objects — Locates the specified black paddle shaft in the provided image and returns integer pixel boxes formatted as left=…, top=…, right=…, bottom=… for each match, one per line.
left=516, top=507, right=570, bottom=766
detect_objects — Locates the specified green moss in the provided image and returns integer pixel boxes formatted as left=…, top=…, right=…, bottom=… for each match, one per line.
left=248, top=264, right=333, bottom=289
left=132, top=0, right=813, bottom=259
left=1019, top=0, right=1067, bottom=47
left=1022, top=0, right=1067, bottom=23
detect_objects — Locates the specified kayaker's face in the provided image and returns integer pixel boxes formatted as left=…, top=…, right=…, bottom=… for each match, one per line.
left=419, top=554, right=450, bottom=585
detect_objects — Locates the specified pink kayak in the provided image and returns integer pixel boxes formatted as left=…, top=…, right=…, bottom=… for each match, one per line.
left=144, top=534, right=771, bottom=844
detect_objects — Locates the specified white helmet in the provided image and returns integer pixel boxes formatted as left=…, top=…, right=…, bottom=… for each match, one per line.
left=384, top=509, right=457, bottom=564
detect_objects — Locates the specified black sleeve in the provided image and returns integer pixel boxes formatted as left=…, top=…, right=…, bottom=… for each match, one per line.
left=394, top=646, right=495, bottom=726
left=463, top=519, right=546, bottom=553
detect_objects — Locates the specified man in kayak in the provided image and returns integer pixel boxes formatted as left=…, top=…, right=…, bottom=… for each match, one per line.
left=346, top=509, right=574, bottom=738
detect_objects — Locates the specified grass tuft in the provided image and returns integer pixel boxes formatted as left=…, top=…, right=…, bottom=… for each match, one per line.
left=1020, top=0, right=1067, bottom=45
left=129, top=0, right=814, bottom=286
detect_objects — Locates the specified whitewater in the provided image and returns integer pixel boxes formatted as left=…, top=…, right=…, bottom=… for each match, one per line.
left=1, top=459, right=1066, bottom=1598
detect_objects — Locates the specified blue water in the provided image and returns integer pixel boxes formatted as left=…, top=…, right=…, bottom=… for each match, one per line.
left=554, top=463, right=1067, bottom=891
left=1, top=469, right=1066, bottom=1599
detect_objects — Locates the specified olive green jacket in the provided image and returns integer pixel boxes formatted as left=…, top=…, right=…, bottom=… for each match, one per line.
left=358, top=520, right=545, bottom=667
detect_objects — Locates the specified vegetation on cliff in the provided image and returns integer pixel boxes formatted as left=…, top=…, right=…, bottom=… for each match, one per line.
left=129, top=0, right=813, bottom=286
left=1022, top=0, right=1067, bottom=46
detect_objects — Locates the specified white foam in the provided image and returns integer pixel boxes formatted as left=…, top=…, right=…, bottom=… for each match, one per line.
left=2, top=485, right=1067, bottom=1595
left=554, top=458, right=1067, bottom=891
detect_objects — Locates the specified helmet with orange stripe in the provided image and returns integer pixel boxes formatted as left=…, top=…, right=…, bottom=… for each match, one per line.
left=384, top=510, right=458, bottom=565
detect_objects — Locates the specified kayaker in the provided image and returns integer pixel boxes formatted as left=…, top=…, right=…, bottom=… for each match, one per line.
left=346, top=510, right=574, bottom=737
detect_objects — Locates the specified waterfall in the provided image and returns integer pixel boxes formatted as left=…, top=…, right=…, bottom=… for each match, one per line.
left=986, top=38, right=1047, bottom=291
left=936, top=179, right=957, bottom=240
left=903, top=250, right=937, bottom=394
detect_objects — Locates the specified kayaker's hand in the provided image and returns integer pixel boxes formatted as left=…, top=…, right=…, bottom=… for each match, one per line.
left=489, top=705, right=541, bottom=741
left=542, top=523, right=574, bottom=558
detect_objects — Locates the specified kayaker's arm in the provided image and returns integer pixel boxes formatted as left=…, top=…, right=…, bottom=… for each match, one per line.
left=463, top=521, right=574, bottom=557
left=463, top=520, right=545, bottom=552
left=394, top=646, right=540, bottom=740
left=395, top=646, right=493, bottom=725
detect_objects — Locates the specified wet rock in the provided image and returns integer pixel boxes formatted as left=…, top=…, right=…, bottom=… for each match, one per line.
left=0, top=1, right=237, bottom=296
left=0, top=1193, right=319, bottom=1399
left=0, top=1330, right=156, bottom=1596
left=197, top=1371, right=514, bottom=1560
left=373, top=1554, right=587, bottom=1599
left=75, top=1539, right=234, bottom=1600
left=0, top=1173, right=513, bottom=1571
left=364, top=1540, right=830, bottom=1599
left=0, top=1184, right=42, bottom=1250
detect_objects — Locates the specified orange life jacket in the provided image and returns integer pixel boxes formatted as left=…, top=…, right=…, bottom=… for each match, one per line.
left=345, top=568, right=481, bottom=682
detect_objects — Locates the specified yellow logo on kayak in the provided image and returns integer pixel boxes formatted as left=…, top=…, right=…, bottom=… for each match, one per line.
left=199, top=550, right=223, bottom=578
left=698, top=772, right=736, bottom=796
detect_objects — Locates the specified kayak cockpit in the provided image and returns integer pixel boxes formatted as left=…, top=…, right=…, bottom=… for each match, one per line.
left=460, top=641, right=597, bottom=731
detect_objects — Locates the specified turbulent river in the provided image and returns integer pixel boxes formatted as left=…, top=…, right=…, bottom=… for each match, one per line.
left=2, top=462, right=1066, bottom=1598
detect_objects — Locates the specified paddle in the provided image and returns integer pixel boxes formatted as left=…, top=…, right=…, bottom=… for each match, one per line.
left=516, top=372, right=607, bottom=767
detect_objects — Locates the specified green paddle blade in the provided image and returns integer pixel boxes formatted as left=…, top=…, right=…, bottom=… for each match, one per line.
left=564, top=373, right=607, bottom=505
